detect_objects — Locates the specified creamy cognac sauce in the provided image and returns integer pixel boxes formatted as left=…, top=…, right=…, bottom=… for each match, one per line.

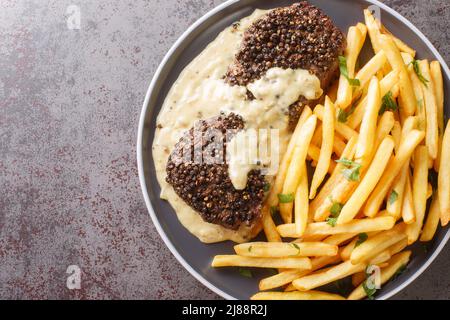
left=152, top=10, right=323, bottom=243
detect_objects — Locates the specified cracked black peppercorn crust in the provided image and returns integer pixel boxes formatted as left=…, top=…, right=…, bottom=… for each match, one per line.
left=225, top=2, right=346, bottom=126
left=166, top=113, right=266, bottom=230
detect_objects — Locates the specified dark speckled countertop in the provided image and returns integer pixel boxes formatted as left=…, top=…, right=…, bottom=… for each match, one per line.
left=0, top=0, right=449, bottom=299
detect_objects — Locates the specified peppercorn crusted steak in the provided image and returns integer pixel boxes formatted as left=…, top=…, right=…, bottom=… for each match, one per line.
left=161, top=3, right=346, bottom=235
left=225, top=2, right=345, bottom=126
left=166, top=113, right=266, bottom=230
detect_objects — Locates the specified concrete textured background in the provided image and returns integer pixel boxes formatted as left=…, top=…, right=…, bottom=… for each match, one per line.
left=0, top=0, right=448, bottom=300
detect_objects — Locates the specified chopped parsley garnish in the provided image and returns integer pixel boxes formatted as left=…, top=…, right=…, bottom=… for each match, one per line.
left=326, top=200, right=343, bottom=227
left=248, top=245, right=252, bottom=253
left=379, top=91, right=398, bottom=115
left=278, top=193, right=294, bottom=203
left=336, top=158, right=362, bottom=181
left=410, top=60, right=429, bottom=87
left=355, top=233, right=368, bottom=247
left=362, top=281, right=377, bottom=300
left=238, top=268, right=252, bottom=278
left=388, top=190, right=398, bottom=205
left=263, top=182, right=271, bottom=192
left=330, top=202, right=344, bottom=216
left=339, top=56, right=361, bottom=86
left=337, top=98, right=359, bottom=123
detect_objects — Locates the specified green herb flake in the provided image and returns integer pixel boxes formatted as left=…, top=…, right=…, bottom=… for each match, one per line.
left=388, top=190, right=398, bottom=205
left=336, top=158, right=362, bottom=181
left=278, top=193, right=294, bottom=203
left=326, top=200, right=343, bottom=227
left=339, top=56, right=361, bottom=87
left=337, top=100, right=358, bottom=123
left=342, top=166, right=361, bottom=181
left=248, top=245, right=253, bottom=253
left=335, top=158, right=358, bottom=166
left=411, top=60, right=429, bottom=87
left=379, top=91, right=398, bottom=115
left=330, top=202, right=344, bottom=216
left=355, top=233, right=368, bottom=247
left=238, top=268, right=253, bottom=278
left=263, top=182, right=271, bottom=192
left=326, top=217, right=338, bottom=227
left=362, top=281, right=377, bottom=300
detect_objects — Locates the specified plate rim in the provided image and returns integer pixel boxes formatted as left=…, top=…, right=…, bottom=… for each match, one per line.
left=137, top=0, right=450, bottom=300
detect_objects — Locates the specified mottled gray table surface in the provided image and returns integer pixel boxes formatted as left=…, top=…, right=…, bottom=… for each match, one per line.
left=0, top=0, right=449, bottom=300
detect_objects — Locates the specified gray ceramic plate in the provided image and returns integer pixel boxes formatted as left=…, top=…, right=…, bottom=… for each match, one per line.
left=137, top=0, right=450, bottom=300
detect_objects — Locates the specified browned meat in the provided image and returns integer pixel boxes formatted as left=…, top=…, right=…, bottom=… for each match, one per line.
left=225, top=1, right=346, bottom=126
left=166, top=113, right=267, bottom=230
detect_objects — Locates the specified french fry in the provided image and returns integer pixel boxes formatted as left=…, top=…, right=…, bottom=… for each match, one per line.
left=419, top=60, right=439, bottom=159
left=295, top=163, right=309, bottom=235
left=340, top=231, right=380, bottom=261
left=338, top=137, right=395, bottom=224
left=364, top=130, right=425, bottom=217
left=388, top=238, right=408, bottom=256
left=356, top=22, right=367, bottom=38
left=386, top=165, right=407, bottom=220
left=438, top=120, right=450, bottom=226
left=380, top=24, right=416, bottom=57
left=378, top=34, right=416, bottom=116
left=355, top=77, right=381, bottom=164
left=369, top=250, right=392, bottom=266
left=401, top=52, right=414, bottom=66
left=391, top=121, right=402, bottom=151
left=266, top=106, right=312, bottom=207
left=350, top=223, right=406, bottom=264
left=211, top=255, right=311, bottom=270
left=258, top=255, right=340, bottom=291
left=336, top=26, right=365, bottom=109
left=420, top=195, right=441, bottom=242
left=311, top=122, right=323, bottom=147
left=251, top=291, right=345, bottom=300
left=310, top=98, right=335, bottom=199
left=406, top=146, right=429, bottom=244
left=280, top=115, right=317, bottom=223
left=292, top=260, right=366, bottom=291
left=347, top=70, right=399, bottom=129
left=364, top=9, right=391, bottom=75
left=312, top=176, right=358, bottom=222
left=331, top=136, right=358, bottom=177
left=261, top=205, right=281, bottom=242
left=408, top=65, right=426, bottom=131
left=235, top=242, right=338, bottom=258
left=402, top=173, right=416, bottom=224
left=430, top=61, right=444, bottom=171
left=314, top=105, right=358, bottom=141
left=333, top=134, right=346, bottom=157
left=308, top=145, right=335, bottom=174
left=348, top=251, right=412, bottom=300
left=277, top=217, right=395, bottom=238
left=353, top=51, right=387, bottom=95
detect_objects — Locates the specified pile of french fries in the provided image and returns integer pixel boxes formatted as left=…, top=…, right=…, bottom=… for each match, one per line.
left=212, top=9, right=449, bottom=300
